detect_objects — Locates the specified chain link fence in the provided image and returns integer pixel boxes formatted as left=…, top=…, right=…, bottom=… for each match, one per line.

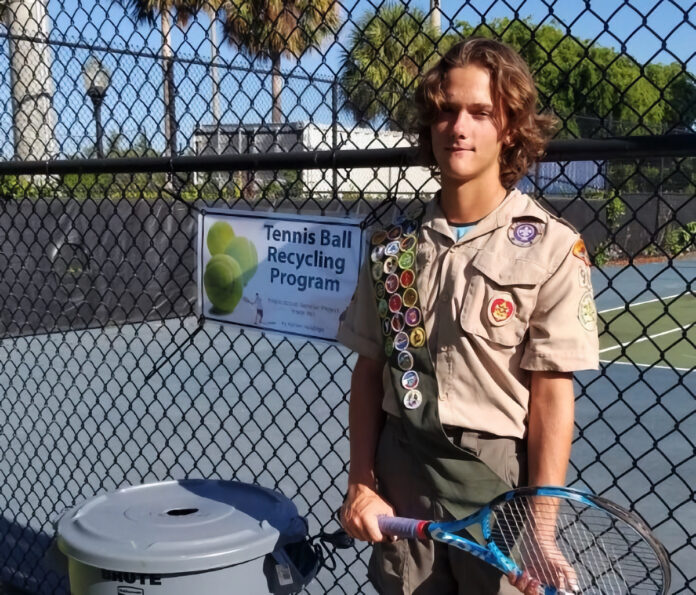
left=0, top=1, right=695, bottom=593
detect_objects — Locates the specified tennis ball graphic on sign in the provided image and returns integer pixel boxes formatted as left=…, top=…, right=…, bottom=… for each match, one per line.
left=207, top=221, right=235, bottom=255
left=204, top=254, right=244, bottom=313
left=224, top=236, right=258, bottom=286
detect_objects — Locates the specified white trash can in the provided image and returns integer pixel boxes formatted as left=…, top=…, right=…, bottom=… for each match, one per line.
left=56, top=479, right=319, bottom=595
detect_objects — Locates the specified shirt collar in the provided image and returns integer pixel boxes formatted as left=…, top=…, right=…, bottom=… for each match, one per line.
left=421, top=188, right=542, bottom=243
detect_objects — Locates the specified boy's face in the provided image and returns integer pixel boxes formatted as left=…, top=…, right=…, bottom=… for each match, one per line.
left=430, top=64, right=504, bottom=186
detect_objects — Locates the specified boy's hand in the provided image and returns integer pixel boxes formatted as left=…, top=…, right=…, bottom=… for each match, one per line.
left=340, top=483, right=394, bottom=543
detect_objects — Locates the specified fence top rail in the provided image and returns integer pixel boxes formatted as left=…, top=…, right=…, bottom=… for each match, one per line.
left=0, top=134, right=695, bottom=177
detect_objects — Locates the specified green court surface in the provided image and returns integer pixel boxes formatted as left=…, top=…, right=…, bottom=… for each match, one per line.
left=598, top=293, right=696, bottom=370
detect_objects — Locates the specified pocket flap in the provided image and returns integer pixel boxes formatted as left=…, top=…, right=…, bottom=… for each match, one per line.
left=472, top=250, right=547, bottom=286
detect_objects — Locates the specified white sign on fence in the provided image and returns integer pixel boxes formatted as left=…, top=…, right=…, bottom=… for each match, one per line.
left=198, top=209, right=363, bottom=341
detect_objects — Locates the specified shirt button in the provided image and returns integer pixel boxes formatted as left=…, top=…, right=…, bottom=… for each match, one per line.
left=439, top=393, right=446, bottom=401
left=440, top=292, right=450, bottom=302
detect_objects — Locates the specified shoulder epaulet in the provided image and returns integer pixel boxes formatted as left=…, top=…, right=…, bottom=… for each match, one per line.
left=521, top=194, right=580, bottom=236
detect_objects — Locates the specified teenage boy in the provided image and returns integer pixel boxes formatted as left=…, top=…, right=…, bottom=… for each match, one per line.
left=337, top=38, right=599, bottom=595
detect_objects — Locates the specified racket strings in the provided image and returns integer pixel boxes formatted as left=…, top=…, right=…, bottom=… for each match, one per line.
left=488, top=495, right=664, bottom=594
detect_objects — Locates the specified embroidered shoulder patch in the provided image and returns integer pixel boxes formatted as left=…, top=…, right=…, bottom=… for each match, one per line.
left=508, top=220, right=544, bottom=247
left=572, top=239, right=591, bottom=266
left=578, top=291, right=597, bottom=331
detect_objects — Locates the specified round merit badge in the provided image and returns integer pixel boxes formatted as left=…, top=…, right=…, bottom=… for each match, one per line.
left=389, top=293, right=402, bottom=313
left=508, top=220, right=542, bottom=247
left=405, top=307, right=421, bottom=327
left=578, top=291, right=597, bottom=331
left=401, top=370, right=419, bottom=390
left=399, top=234, right=417, bottom=252
left=385, top=240, right=401, bottom=257
left=397, top=350, right=414, bottom=370
left=391, top=313, right=405, bottom=333
left=410, top=326, right=426, bottom=348
left=383, top=256, right=398, bottom=275
left=375, top=281, right=386, bottom=299
left=384, top=336, right=394, bottom=356
left=403, top=389, right=422, bottom=410
left=385, top=273, right=400, bottom=294
left=488, top=294, right=515, bottom=326
left=398, top=251, right=415, bottom=270
left=403, top=287, right=418, bottom=308
left=371, top=230, right=387, bottom=245
left=400, top=269, right=415, bottom=288
left=394, top=331, right=410, bottom=351
left=378, top=299, right=388, bottom=318
left=387, top=225, right=402, bottom=241
left=371, top=245, right=385, bottom=262
left=371, top=262, right=383, bottom=281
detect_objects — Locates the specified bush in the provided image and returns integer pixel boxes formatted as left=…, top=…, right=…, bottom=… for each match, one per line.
left=663, top=221, right=696, bottom=257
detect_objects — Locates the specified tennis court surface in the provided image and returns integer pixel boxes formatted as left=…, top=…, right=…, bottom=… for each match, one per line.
left=599, top=292, right=696, bottom=370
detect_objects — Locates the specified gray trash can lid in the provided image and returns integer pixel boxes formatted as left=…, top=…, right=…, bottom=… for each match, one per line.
left=56, top=479, right=306, bottom=574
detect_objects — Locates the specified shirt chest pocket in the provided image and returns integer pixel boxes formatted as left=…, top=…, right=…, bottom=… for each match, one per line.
left=460, top=251, right=548, bottom=347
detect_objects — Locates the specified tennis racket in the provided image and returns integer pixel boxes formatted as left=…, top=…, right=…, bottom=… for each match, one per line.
left=378, top=486, right=670, bottom=595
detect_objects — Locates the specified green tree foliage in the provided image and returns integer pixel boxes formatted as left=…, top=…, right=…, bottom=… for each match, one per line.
left=57, top=132, right=167, bottom=200
left=339, top=4, right=447, bottom=131
left=457, top=17, right=696, bottom=138
left=340, top=10, right=696, bottom=139
left=222, top=0, right=339, bottom=123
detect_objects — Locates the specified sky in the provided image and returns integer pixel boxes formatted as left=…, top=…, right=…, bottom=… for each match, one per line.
left=1, top=0, right=694, bottom=159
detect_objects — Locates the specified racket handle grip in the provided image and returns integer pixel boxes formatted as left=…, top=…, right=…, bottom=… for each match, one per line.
left=377, top=515, right=428, bottom=540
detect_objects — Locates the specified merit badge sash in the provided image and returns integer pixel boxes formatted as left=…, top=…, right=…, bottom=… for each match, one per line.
left=370, top=215, right=511, bottom=521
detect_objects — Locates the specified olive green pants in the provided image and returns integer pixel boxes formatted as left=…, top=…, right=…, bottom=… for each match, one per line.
left=368, top=416, right=527, bottom=595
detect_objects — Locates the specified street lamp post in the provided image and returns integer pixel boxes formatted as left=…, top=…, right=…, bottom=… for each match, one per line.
left=82, top=56, right=111, bottom=159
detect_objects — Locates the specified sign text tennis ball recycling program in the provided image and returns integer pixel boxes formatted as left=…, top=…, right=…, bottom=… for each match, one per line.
left=204, top=222, right=258, bottom=313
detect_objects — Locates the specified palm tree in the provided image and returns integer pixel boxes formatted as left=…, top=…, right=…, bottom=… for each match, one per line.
left=222, top=0, right=339, bottom=123
left=340, top=4, right=445, bottom=132
left=122, top=1, right=211, bottom=156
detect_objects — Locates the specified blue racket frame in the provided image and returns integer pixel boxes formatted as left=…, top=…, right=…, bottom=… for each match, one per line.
left=378, top=485, right=669, bottom=595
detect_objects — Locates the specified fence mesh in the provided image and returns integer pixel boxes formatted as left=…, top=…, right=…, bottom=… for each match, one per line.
left=0, top=1, right=694, bottom=593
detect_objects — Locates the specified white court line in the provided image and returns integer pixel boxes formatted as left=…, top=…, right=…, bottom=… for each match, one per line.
left=599, top=323, right=696, bottom=354
left=600, top=359, right=694, bottom=373
left=598, top=293, right=685, bottom=315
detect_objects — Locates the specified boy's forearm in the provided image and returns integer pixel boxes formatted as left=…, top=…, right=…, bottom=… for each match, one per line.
left=348, top=355, right=386, bottom=489
left=527, top=371, right=575, bottom=486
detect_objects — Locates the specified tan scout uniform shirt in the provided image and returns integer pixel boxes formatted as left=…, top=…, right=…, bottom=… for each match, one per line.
left=337, top=189, right=599, bottom=439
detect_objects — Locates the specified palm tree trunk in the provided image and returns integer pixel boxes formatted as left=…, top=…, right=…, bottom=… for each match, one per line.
left=208, top=6, right=222, bottom=128
left=271, top=53, right=282, bottom=124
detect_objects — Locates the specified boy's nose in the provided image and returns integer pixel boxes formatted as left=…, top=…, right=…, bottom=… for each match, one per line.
left=451, top=112, right=471, bottom=137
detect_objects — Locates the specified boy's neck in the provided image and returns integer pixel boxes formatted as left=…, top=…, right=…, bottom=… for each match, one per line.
left=439, top=175, right=508, bottom=225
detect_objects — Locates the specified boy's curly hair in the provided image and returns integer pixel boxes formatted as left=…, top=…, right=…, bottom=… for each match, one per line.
left=415, top=38, right=557, bottom=189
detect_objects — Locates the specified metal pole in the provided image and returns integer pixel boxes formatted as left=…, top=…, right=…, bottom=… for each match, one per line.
left=332, top=80, right=338, bottom=199
left=87, top=89, right=105, bottom=159
left=166, top=57, right=178, bottom=158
